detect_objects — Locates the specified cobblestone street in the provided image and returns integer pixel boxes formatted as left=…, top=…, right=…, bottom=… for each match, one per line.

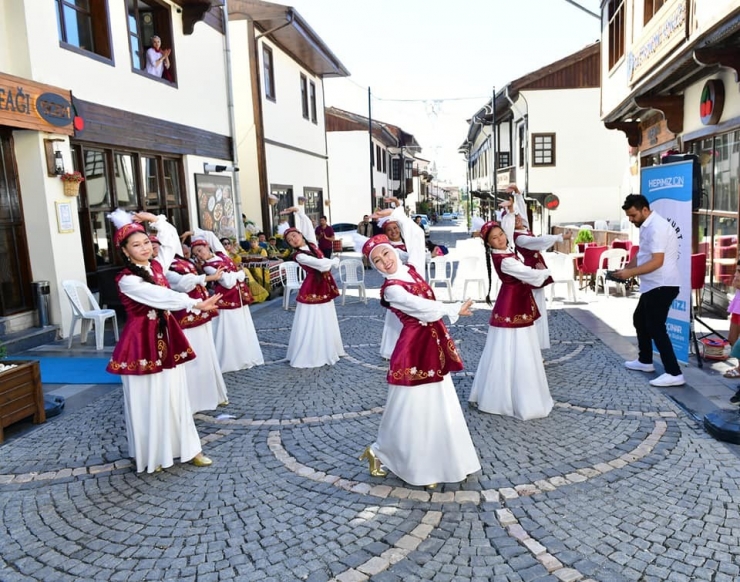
left=3, top=247, right=740, bottom=581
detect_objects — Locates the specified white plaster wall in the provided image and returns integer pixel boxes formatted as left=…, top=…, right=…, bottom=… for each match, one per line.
left=14, top=133, right=87, bottom=335
left=0, top=0, right=31, bottom=76
left=259, top=39, right=326, bottom=156
left=15, top=0, right=230, bottom=135
left=522, top=88, right=630, bottom=225
left=682, top=70, right=740, bottom=135
left=227, top=20, right=261, bottom=233
left=327, top=132, right=372, bottom=224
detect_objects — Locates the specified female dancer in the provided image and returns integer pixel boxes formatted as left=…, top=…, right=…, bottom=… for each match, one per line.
left=468, top=221, right=554, bottom=420
left=281, top=205, right=345, bottom=368
left=190, top=228, right=264, bottom=373
left=166, top=243, right=229, bottom=412
left=106, top=210, right=218, bottom=473
left=373, top=200, right=426, bottom=360
left=359, top=234, right=480, bottom=487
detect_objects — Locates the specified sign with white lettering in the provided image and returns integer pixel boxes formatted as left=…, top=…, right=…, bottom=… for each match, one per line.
left=640, top=161, right=693, bottom=363
left=0, top=72, right=73, bottom=135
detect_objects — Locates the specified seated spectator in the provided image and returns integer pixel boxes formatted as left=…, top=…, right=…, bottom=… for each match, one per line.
left=257, top=232, right=269, bottom=250
left=246, top=236, right=267, bottom=258
left=266, top=236, right=288, bottom=259
left=220, top=237, right=245, bottom=265
left=426, top=239, right=449, bottom=257
left=146, top=35, right=171, bottom=78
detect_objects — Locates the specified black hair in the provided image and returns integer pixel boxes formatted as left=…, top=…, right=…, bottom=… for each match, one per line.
left=320, top=215, right=327, bottom=220
left=622, top=194, right=650, bottom=211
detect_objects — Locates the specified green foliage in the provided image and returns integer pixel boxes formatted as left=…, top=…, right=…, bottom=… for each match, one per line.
left=0, top=344, right=6, bottom=360
left=574, top=228, right=595, bottom=245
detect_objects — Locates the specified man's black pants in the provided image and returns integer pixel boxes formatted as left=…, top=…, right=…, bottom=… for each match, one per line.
left=633, top=286, right=680, bottom=376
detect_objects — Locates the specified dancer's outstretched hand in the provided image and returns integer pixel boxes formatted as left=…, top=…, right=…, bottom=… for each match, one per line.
left=459, top=299, right=474, bottom=317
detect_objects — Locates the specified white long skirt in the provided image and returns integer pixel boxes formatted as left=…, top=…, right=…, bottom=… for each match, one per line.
left=372, top=375, right=481, bottom=486
left=122, top=367, right=202, bottom=473
left=181, top=322, right=228, bottom=413
left=212, top=305, right=264, bottom=373
left=380, top=311, right=402, bottom=359
left=287, top=301, right=346, bottom=368
left=469, top=325, right=553, bottom=420
left=533, top=288, right=550, bottom=350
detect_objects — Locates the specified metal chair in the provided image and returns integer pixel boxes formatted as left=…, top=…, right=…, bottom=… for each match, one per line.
left=594, top=248, right=629, bottom=297
left=338, top=258, right=367, bottom=305
left=278, top=261, right=305, bottom=310
left=542, top=251, right=577, bottom=302
left=61, top=280, right=119, bottom=350
left=427, top=256, right=453, bottom=301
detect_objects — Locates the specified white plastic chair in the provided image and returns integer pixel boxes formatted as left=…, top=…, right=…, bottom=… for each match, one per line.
left=338, top=258, right=367, bottom=305
left=427, top=256, right=453, bottom=301
left=278, top=261, right=305, bottom=310
left=594, top=220, right=609, bottom=231
left=594, top=248, right=629, bottom=297
left=62, top=280, right=119, bottom=350
left=542, top=252, right=577, bottom=303
left=457, top=256, right=487, bottom=301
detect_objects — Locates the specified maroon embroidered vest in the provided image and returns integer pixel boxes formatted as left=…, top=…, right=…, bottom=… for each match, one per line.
left=390, top=241, right=407, bottom=252
left=107, top=261, right=196, bottom=376
left=489, top=252, right=540, bottom=328
left=208, top=252, right=253, bottom=309
left=513, top=231, right=554, bottom=288
left=381, top=266, right=463, bottom=386
left=168, top=256, right=217, bottom=329
left=293, top=245, right=340, bottom=304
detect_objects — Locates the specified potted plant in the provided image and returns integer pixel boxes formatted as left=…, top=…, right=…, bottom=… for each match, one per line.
left=60, top=171, right=85, bottom=197
left=573, top=227, right=595, bottom=252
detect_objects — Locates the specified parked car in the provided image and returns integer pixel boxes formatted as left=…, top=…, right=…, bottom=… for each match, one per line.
left=441, top=212, right=456, bottom=221
left=410, top=214, right=431, bottom=235
left=331, top=223, right=358, bottom=250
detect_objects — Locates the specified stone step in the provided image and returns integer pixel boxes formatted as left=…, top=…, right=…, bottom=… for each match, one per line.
left=0, top=326, right=60, bottom=355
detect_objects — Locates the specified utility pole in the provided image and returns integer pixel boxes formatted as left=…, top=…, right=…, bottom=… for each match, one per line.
left=491, top=86, right=498, bottom=214
left=368, top=87, right=374, bottom=214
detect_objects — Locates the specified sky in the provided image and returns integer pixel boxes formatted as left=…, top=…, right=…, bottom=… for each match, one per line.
left=283, top=0, right=602, bottom=186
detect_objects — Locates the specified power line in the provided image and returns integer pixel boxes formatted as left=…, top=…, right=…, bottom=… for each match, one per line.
left=561, top=0, right=600, bottom=20
left=340, top=76, right=488, bottom=103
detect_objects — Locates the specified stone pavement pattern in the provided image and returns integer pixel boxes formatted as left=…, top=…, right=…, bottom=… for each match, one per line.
left=2, top=264, right=740, bottom=581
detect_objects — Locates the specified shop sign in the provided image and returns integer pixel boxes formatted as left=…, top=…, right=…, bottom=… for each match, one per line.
left=627, top=0, right=687, bottom=85
left=0, top=72, right=73, bottom=135
left=496, top=169, right=512, bottom=190
left=544, top=194, right=560, bottom=210
left=699, top=79, right=724, bottom=125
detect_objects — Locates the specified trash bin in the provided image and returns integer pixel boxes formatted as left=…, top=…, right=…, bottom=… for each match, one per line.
left=32, top=280, right=51, bottom=327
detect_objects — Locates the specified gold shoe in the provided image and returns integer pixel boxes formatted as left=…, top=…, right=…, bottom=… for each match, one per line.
left=191, top=454, right=213, bottom=467
left=218, top=399, right=229, bottom=407
left=154, top=465, right=163, bottom=473
left=425, top=483, right=438, bottom=490
left=358, top=446, right=387, bottom=477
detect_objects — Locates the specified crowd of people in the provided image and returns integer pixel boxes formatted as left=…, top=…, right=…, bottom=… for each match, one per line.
left=104, top=187, right=691, bottom=488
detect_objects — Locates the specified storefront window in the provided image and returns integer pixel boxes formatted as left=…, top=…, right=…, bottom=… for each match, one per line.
left=72, top=144, right=188, bottom=297
left=690, top=131, right=740, bottom=310
left=84, top=149, right=109, bottom=208
left=303, top=188, right=322, bottom=227
left=113, top=152, right=137, bottom=208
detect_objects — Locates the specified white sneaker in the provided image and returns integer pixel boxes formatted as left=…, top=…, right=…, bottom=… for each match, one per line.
left=649, top=373, right=685, bottom=387
left=624, top=359, right=655, bottom=372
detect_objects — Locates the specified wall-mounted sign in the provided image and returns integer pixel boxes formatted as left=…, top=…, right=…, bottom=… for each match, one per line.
left=544, top=194, right=560, bottom=210
left=194, top=173, right=236, bottom=238
left=0, top=72, right=73, bottom=135
left=627, top=0, right=687, bottom=85
left=692, top=0, right=738, bottom=36
left=699, top=79, right=724, bottom=125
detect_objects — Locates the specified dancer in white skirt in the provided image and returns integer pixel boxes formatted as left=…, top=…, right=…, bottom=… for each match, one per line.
left=373, top=199, right=426, bottom=360
left=281, top=206, right=345, bottom=368
left=359, top=234, right=481, bottom=488
left=191, top=229, right=264, bottom=373
left=469, top=221, right=554, bottom=420
left=106, top=210, right=218, bottom=473
left=164, top=241, right=229, bottom=412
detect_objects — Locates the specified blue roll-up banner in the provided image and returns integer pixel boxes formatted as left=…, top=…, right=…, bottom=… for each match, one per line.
left=640, top=161, right=693, bottom=364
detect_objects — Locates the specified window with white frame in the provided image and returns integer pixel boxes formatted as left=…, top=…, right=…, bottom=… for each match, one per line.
left=532, top=133, right=555, bottom=166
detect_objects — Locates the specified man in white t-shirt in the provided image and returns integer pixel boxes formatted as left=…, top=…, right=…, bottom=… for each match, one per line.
left=614, top=194, right=684, bottom=387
